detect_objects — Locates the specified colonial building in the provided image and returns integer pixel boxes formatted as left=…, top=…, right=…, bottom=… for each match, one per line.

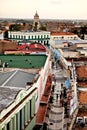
left=0, top=52, right=51, bottom=130
left=50, top=32, right=81, bottom=48
left=0, top=31, right=4, bottom=40
left=8, top=31, right=50, bottom=45
left=0, top=70, right=38, bottom=130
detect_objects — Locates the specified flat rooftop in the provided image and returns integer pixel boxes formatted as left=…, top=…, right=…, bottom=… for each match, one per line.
left=0, top=70, right=37, bottom=112
left=0, top=87, right=21, bottom=112
left=55, top=39, right=87, bottom=44
left=0, top=54, right=47, bottom=69
left=0, top=70, right=37, bottom=88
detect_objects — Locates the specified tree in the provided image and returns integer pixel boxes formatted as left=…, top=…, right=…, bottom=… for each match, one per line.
left=40, top=25, right=47, bottom=31
left=33, top=22, right=38, bottom=31
left=9, top=24, right=21, bottom=31
left=4, top=30, right=8, bottom=39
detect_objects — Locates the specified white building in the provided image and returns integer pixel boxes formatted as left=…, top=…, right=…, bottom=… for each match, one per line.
left=50, top=32, right=79, bottom=40
left=50, top=32, right=80, bottom=48
left=84, top=34, right=87, bottom=40
left=8, top=31, right=50, bottom=45
left=0, top=31, right=4, bottom=40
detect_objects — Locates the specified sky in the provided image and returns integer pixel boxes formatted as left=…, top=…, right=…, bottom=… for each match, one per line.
left=0, top=0, right=87, bottom=19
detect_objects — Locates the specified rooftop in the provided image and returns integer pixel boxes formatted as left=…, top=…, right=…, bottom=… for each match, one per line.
left=36, top=74, right=52, bottom=124
left=51, top=32, right=76, bottom=36
left=78, top=91, right=87, bottom=104
left=0, top=87, right=20, bottom=112
left=36, top=103, right=47, bottom=124
left=77, top=111, right=87, bottom=117
left=0, top=70, right=37, bottom=88
left=0, top=54, right=47, bottom=69
left=77, top=82, right=87, bottom=88
left=54, top=39, right=87, bottom=45
left=76, top=66, right=87, bottom=78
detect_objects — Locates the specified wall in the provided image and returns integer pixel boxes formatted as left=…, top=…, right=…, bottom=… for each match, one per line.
left=0, top=32, right=4, bottom=40
left=35, top=52, right=51, bottom=113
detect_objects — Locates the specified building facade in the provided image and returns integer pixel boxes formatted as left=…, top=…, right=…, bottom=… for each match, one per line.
left=8, top=31, right=50, bottom=45
left=0, top=31, right=4, bottom=40
left=0, top=70, right=37, bottom=130
left=0, top=52, right=51, bottom=130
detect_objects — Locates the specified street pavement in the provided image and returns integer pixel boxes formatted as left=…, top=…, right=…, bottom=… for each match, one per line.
left=45, top=63, right=68, bottom=130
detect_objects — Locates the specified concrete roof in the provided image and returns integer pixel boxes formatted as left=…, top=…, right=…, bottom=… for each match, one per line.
left=0, top=70, right=38, bottom=112
left=55, top=39, right=87, bottom=45
left=0, top=87, right=21, bottom=112
left=0, top=70, right=37, bottom=88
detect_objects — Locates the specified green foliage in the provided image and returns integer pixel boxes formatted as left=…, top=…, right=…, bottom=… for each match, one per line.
left=40, top=25, right=47, bottom=31
left=72, top=25, right=87, bottom=39
left=4, top=30, right=8, bottom=39
left=33, top=22, right=38, bottom=31
left=9, top=24, right=21, bottom=31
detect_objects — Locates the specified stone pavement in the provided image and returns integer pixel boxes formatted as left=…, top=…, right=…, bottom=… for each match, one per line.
left=44, top=63, right=69, bottom=130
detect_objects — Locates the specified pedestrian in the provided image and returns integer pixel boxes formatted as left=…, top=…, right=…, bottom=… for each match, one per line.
left=52, top=61, right=54, bottom=69
left=56, top=94, right=58, bottom=99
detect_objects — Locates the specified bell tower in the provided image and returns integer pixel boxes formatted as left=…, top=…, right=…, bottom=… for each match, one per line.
left=33, top=11, right=40, bottom=31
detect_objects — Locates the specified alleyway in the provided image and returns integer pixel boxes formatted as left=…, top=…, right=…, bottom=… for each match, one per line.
left=44, top=62, right=69, bottom=130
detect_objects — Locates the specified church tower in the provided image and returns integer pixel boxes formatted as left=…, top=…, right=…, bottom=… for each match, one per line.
left=33, top=11, right=40, bottom=31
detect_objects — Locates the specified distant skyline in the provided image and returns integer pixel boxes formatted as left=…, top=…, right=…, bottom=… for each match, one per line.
left=0, top=0, right=87, bottom=19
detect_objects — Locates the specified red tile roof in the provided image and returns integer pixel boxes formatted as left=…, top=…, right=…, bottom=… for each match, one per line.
left=76, top=66, right=87, bottom=78
left=44, top=74, right=52, bottom=95
left=40, top=95, right=48, bottom=103
left=51, top=32, right=75, bottom=36
left=36, top=74, right=52, bottom=124
left=78, top=111, right=87, bottom=117
left=29, top=43, right=46, bottom=51
left=36, top=104, right=47, bottom=124
left=78, top=91, right=87, bottom=104
left=78, top=82, right=87, bottom=88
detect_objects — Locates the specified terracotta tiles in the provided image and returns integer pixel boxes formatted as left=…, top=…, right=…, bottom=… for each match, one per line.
left=75, top=128, right=87, bottom=130
left=78, top=82, right=87, bottom=88
left=40, top=95, right=48, bottom=103
left=76, top=66, right=87, bottom=78
left=78, top=91, right=87, bottom=104
left=77, top=111, right=87, bottom=117
left=36, top=104, right=47, bottom=124
left=51, top=32, right=75, bottom=36
left=36, top=74, right=52, bottom=124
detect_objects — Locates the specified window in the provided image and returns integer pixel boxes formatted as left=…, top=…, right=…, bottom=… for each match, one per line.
left=20, top=109, right=22, bottom=130
left=7, top=122, right=10, bottom=130
left=27, top=101, right=30, bottom=121
left=30, top=99, right=32, bottom=118
left=32, top=36, right=33, bottom=39
left=13, top=35, right=15, bottom=38
left=84, top=117, right=87, bottom=124
left=24, top=36, right=26, bottom=39
left=44, top=35, right=46, bottom=38
left=21, top=35, right=23, bottom=39
left=47, top=35, right=49, bottom=38
left=10, top=35, right=12, bottom=38
left=28, top=36, right=30, bottom=39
